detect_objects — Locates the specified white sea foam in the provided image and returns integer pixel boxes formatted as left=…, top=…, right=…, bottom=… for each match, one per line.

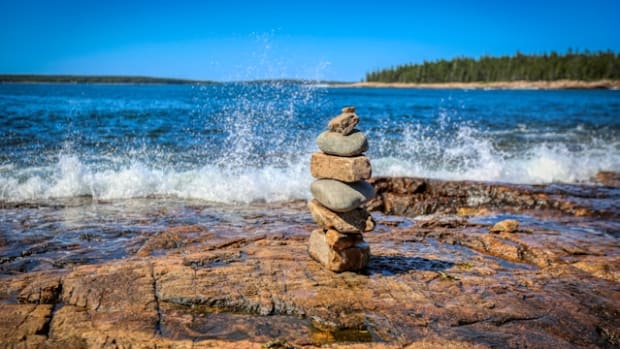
left=373, top=135, right=620, bottom=184
left=1, top=136, right=618, bottom=204
left=2, top=116, right=618, bottom=203
left=0, top=154, right=314, bottom=203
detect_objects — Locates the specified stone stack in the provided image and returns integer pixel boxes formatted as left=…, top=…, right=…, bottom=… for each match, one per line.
left=308, top=106, right=375, bottom=272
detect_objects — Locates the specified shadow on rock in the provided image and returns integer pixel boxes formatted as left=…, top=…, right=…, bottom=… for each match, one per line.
left=366, top=255, right=454, bottom=275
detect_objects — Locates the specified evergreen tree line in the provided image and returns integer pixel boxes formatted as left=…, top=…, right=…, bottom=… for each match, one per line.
left=365, top=51, right=620, bottom=83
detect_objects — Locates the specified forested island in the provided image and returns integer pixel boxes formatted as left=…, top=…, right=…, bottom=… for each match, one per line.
left=365, top=51, right=620, bottom=83
left=0, top=74, right=210, bottom=84
left=3, top=50, right=620, bottom=89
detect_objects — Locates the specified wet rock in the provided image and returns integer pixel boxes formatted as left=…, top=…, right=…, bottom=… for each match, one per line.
left=328, top=111, right=359, bottom=136
left=61, top=261, right=158, bottom=315
left=311, top=179, right=375, bottom=213
left=137, top=229, right=183, bottom=257
left=417, top=216, right=468, bottom=229
left=457, top=207, right=491, bottom=216
left=0, top=270, right=64, bottom=305
left=307, top=199, right=375, bottom=233
left=366, top=176, right=615, bottom=218
left=572, top=256, right=620, bottom=282
left=0, top=215, right=619, bottom=348
left=489, top=219, right=520, bottom=233
left=595, top=171, right=620, bottom=187
left=310, top=152, right=371, bottom=182
left=18, top=274, right=63, bottom=304
left=325, top=229, right=364, bottom=251
left=0, top=178, right=618, bottom=348
left=458, top=232, right=555, bottom=268
left=307, top=229, right=370, bottom=272
left=316, top=130, right=368, bottom=157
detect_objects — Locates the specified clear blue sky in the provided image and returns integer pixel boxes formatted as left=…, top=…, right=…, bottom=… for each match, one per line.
left=1, top=0, right=619, bottom=81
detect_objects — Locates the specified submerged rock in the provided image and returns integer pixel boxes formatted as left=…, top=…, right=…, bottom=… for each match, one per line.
left=489, top=219, right=520, bottom=233
left=311, top=179, right=375, bottom=213
left=316, top=130, right=368, bottom=157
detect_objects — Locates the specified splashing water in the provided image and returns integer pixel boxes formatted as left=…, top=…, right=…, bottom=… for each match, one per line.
left=372, top=116, right=620, bottom=184
left=1, top=85, right=619, bottom=203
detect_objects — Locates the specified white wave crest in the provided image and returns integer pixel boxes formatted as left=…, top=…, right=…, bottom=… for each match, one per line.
left=0, top=154, right=313, bottom=203
left=1, top=127, right=618, bottom=203
left=373, top=135, right=620, bottom=184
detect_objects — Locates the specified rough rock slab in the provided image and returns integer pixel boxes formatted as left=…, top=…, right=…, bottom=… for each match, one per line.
left=308, top=229, right=370, bottom=272
left=3, top=215, right=619, bottom=348
left=308, top=199, right=375, bottom=233
left=1, top=176, right=619, bottom=348
left=328, top=112, right=359, bottom=136
left=311, top=179, right=375, bottom=213
left=0, top=304, right=52, bottom=347
left=317, top=130, right=368, bottom=157
left=310, top=152, right=372, bottom=182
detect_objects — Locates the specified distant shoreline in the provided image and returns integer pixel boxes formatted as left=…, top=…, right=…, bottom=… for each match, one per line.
left=329, top=79, right=620, bottom=90
left=1, top=75, right=619, bottom=89
left=0, top=74, right=210, bottom=85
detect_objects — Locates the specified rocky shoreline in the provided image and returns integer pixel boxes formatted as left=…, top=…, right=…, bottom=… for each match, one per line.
left=1, top=176, right=619, bottom=348
left=329, top=79, right=620, bottom=90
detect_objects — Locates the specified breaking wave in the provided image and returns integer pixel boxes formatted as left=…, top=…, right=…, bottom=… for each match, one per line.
left=1, top=83, right=618, bottom=204
left=1, top=130, right=617, bottom=203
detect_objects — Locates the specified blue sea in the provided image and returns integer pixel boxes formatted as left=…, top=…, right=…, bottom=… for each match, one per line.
left=1, top=83, right=619, bottom=204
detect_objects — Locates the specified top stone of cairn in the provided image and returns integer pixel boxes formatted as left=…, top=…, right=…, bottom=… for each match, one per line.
left=328, top=106, right=359, bottom=136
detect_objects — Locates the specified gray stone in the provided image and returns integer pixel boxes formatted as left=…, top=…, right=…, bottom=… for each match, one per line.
left=308, top=229, right=370, bottom=272
left=316, top=130, right=368, bottom=157
left=310, top=179, right=375, bottom=213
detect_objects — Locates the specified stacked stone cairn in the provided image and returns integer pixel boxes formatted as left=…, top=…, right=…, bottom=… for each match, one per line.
left=307, top=106, right=376, bottom=273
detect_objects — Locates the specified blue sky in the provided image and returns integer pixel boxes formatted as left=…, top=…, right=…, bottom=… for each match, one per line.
left=1, top=0, right=619, bottom=81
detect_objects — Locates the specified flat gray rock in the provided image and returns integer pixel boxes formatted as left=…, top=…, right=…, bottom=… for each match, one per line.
left=310, top=179, right=375, bottom=212
left=316, top=130, right=368, bottom=157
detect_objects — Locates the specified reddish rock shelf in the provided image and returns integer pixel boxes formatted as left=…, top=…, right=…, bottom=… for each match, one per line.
left=0, top=177, right=619, bottom=348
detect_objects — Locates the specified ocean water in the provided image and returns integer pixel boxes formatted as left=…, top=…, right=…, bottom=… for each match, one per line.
left=1, top=83, right=619, bottom=204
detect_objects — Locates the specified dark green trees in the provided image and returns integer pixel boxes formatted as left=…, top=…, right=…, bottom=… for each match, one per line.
left=365, top=51, right=620, bottom=83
